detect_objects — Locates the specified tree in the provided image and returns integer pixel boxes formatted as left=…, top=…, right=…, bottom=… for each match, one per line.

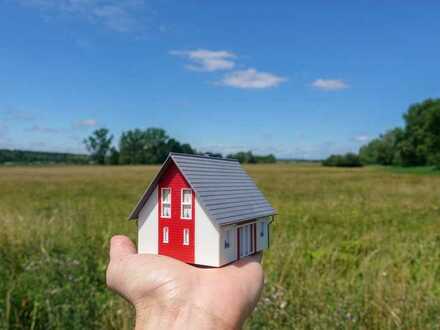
left=357, top=98, right=440, bottom=167
left=322, top=153, right=362, bottom=167
left=399, top=99, right=440, bottom=166
left=118, top=127, right=196, bottom=165
left=227, top=151, right=276, bottom=164
left=119, top=129, right=148, bottom=164
left=202, top=152, right=223, bottom=158
left=143, top=128, right=170, bottom=164
left=358, top=129, right=403, bottom=165
left=83, top=128, right=113, bottom=165
left=180, top=143, right=196, bottom=155
left=109, top=147, right=120, bottom=165
left=0, top=149, right=89, bottom=164
left=359, top=128, right=403, bottom=165
left=359, top=138, right=381, bottom=165
left=227, top=151, right=256, bottom=164
left=166, top=139, right=196, bottom=155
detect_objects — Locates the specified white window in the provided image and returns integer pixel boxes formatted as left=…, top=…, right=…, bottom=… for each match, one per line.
left=163, top=226, right=169, bottom=243
left=224, top=229, right=231, bottom=249
left=183, top=228, right=190, bottom=246
left=161, top=188, right=171, bottom=218
left=181, top=189, right=192, bottom=219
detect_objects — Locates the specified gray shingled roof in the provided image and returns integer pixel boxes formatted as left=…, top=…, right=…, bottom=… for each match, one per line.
left=128, top=153, right=276, bottom=225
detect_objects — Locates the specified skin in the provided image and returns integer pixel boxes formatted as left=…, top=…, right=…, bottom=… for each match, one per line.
left=106, top=235, right=265, bottom=330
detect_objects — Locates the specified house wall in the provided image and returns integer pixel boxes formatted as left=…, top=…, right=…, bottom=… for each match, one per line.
left=219, top=224, right=237, bottom=265
left=138, top=186, right=158, bottom=254
left=256, top=217, right=270, bottom=251
left=194, top=197, right=221, bottom=267
left=218, top=217, right=270, bottom=265
left=158, top=163, right=195, bottom=264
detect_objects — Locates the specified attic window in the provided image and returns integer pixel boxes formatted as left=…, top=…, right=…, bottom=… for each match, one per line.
left=161, top=188, right=171, bottom=218
left=181, top=189, right=192, bottom=219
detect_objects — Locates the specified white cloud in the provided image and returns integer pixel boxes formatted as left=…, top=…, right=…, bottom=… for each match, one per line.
left=76, top=119, right=97, bottom=128
left=170, top=49, right=287, bottom=90
left=312, top=79, right=349, bottom=91
left=14, top=0, right=146, bottom=33
left=170, top=49, right=236, bottom=72
left=353, top=135, right=370, bottom=143
left=219, top=68, right=286, bottom=89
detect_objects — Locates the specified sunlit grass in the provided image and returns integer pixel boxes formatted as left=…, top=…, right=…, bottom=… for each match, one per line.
left=1, top=165, right=440, bottom=329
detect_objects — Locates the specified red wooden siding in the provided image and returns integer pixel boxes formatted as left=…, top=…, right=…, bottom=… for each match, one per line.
left=158, top=163, right=195, bottom=263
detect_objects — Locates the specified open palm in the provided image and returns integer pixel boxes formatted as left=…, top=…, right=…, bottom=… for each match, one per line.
left=106, top=235, right=264, bottom=329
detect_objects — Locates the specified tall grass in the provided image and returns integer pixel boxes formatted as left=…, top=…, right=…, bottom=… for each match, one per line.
left=1, top=165, right=440, bottom=329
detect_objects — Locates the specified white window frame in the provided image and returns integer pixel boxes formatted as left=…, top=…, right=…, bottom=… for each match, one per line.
left=161, top=188, right=171, bottom=218
left=181, top=188, right=192, bottom=220
left=183, top=228, right=190, bottom=246
left=163, top=226, right=169, bottom=243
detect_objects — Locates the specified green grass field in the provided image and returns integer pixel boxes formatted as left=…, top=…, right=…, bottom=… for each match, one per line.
left=1, top=164, right=440, bottom=329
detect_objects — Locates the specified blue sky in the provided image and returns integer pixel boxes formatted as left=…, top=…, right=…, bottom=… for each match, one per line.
left=1, top=1, right=439, bottom=159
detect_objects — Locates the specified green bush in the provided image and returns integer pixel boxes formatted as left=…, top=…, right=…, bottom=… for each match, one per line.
left=227, top=151, right=276, bottom=164
left=322, top=153, right=363, bottom=167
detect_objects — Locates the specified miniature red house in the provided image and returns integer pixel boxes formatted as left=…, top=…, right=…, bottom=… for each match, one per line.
left=128, top=153, right=276, bottom=267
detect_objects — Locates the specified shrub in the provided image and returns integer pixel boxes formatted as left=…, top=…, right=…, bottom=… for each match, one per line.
left=322, top=153, right=363, bottom=167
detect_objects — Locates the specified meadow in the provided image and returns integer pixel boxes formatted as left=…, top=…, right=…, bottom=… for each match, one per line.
left=1, top=164, right=440, bottom=329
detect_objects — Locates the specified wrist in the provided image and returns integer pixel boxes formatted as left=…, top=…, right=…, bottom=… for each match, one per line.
left=134, top=301, right=239, bottom=330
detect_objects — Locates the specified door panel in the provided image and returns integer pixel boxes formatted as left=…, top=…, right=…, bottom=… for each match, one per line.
left=237, top=223, right=256, bottom=259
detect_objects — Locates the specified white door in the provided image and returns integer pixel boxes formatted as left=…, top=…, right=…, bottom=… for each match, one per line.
left=239, top=227, right=245, bottom=258
left=238, top=223, right=255, bottom=258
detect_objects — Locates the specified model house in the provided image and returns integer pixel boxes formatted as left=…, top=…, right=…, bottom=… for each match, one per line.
left=128, top=153, right=276, bottom=267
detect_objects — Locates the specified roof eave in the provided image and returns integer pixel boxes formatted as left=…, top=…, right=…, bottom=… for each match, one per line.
left=217, top=210, right=277, bottom=226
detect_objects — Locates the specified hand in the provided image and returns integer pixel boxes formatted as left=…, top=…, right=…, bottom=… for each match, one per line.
left=106, top=235, right=264, bottom=330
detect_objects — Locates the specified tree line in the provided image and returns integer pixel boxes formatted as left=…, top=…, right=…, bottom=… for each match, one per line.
left=83, top=127, right=276, bottom=165
left=0, top=149, right=89, bottom=165
left=323, top=98, right=440, bottom=168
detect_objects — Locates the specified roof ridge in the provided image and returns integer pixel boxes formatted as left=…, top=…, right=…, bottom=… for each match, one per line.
left=170, top=152, right=238, bottom=162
